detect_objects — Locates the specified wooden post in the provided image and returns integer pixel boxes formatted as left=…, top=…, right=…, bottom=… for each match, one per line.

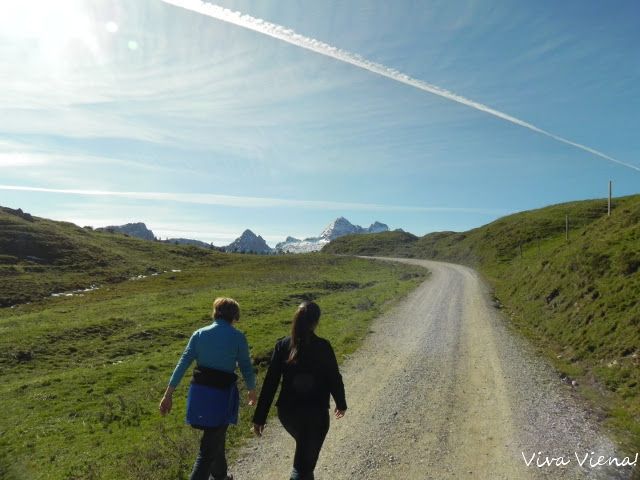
left=608, top=180, right=612, bottom=216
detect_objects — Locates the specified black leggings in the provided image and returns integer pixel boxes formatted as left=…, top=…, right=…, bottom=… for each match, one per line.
left=189, top=425, right=228, bottom=480
left=278, top=407, right=330, bottom=480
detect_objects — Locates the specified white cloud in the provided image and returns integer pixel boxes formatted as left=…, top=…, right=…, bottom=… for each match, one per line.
left=0, top=184, right=507, bottom=215
left=0, top=142, right=196, bottom=175
left=0, top=152, right=51, bottom=167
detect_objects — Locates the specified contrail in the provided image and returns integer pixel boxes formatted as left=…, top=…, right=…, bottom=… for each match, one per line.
left=160, top=0, right=639, bottom=173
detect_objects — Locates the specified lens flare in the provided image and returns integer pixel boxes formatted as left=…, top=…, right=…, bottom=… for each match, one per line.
left=105, top=21, right=119, bottom=33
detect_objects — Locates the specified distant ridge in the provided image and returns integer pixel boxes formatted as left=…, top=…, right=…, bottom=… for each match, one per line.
left=164, top=238, right=220, bottom=250
left=65, top=217, right=393, bottom=253
left=97, top=222, right=155, bottom=241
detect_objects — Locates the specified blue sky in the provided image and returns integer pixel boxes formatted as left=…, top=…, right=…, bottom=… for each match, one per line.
left=1, top=0, right=638, bottom=246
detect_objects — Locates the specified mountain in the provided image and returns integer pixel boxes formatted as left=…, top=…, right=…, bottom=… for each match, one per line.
left=225, top=229, right=272, bottom=254
left=368, top=221, right=390, bottom=233
left=324, top=194, right=640, bottom=450
left=165, top=238, right=214, bottom=249
left=277, top=218, right=390, bottom=253
left=97, top=222, right=155, bottom=241
left=320, top=217, right=364, bottom=240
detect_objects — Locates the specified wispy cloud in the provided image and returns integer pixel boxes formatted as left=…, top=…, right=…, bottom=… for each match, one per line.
left=1, top=5, right=348, bottom=154
left=0, top=152, right=52, bottom=167
left=160, top=0, right=640, bottom=173
left=0, top=184, right=506, bottom=215
left=0, top=141, right=197, bottom=175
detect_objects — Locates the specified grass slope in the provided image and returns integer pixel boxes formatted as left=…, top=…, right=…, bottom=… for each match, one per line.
left=0, top=207, right=427, bottom=479
left=324, top=195, right=640, bottom=452
left=322, top=230, right=418, bottom=257
left=0, top=206, right=226, bottom=307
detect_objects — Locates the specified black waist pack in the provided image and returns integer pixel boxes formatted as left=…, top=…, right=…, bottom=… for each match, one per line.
left=191, top=365, right=238, bottom=389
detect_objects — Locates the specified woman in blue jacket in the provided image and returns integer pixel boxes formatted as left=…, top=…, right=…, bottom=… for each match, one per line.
left=252, top=301, right=347, bottom=480
left=159, top=297, right=256, bottom=480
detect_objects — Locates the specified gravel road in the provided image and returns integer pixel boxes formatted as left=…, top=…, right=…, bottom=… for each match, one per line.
left=234, top=259, right=634, bottom=479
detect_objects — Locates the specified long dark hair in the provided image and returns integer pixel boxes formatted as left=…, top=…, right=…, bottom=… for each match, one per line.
left=287, top=301, right=321, bottom=365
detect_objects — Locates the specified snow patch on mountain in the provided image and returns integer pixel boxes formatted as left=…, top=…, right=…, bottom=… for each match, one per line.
left=276, top=238, right=330, bottom=253
left=276, top=218, right=389, bottom=253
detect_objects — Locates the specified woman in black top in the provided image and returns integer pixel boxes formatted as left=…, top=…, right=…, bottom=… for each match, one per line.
left=252, top=301, right=347, bottom=480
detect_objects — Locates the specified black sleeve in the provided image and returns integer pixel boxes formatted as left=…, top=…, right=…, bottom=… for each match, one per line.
left=252, top=341, right=284, bottom=425
left=325, top=341, right=347, bottom=411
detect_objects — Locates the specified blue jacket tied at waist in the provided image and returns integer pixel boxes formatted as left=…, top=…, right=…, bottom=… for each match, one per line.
left=186, top=366, right=239, bottom=428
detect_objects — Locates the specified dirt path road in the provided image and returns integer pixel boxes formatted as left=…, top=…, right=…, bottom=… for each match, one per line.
left=234, top=259, right=631, bottom=479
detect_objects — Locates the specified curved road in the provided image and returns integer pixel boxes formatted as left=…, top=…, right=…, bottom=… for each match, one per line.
left=234, top=259, right=630, bottom=479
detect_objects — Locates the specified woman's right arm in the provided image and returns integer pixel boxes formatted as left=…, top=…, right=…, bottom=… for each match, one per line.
left=159, top=333, right=197, bottom=415
left=159, top=385, right=175, bottom=415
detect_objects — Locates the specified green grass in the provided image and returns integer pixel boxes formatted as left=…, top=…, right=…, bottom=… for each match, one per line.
left=0, top=206, right=427, bottom=479
left=324, top=194, right=640, bottom=454
left=321, top=230, right=418, bottom=257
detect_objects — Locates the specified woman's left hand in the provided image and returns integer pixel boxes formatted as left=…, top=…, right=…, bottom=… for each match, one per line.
left=251, top=423, right=265, bottom=436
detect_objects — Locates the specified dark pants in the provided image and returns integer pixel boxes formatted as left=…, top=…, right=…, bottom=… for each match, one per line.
left=278, top=407, right=330, bottom=480
left=189, top=424, right=228, bottom=480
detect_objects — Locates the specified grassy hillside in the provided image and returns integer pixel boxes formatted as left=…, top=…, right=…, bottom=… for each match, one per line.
left=0, top=207, right=427, bottom=479
left=0, top=206, right=229, bottom=307
left=324, top=194, right=640, bottom=452
left=322, top=230, right=418, bottom=257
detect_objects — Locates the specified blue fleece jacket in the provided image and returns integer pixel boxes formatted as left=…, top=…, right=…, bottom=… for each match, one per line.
left=168, top=319, right=256, bottom=390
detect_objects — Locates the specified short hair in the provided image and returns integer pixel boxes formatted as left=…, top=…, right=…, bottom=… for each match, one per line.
left=212, top=297, right=240, bottom=322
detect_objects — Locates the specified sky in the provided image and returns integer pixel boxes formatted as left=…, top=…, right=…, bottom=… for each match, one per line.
left=1, top=0, right=639, bottom=246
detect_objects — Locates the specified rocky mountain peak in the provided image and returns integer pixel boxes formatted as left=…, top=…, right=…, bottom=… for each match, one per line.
left=240, top=229, right=258, bottom=239
left=368, top=221, right=389, bottom=233
left=320, top=217, right=362, bottom=241
left=225, top=229, right=272, bottom=254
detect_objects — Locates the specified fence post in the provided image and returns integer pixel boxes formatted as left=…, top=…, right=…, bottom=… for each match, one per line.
left=608, top=180, right=612, bottom=216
